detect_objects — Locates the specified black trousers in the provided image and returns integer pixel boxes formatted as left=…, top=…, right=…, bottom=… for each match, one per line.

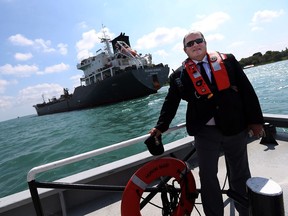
left=194, top=127, right=251, bottom=216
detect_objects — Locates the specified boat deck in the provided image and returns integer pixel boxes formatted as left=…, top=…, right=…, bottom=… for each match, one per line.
left=69, top=131, right=288, bottom=216
left=1, top=114, right=287, bottom=216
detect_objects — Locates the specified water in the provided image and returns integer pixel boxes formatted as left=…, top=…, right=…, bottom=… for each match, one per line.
left=0, top=60, right=287, bottom=198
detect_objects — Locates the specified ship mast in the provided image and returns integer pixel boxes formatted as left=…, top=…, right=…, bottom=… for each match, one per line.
left=41, top=94, right=46, bottom=103
left=100, top=26, right=113, bottom=57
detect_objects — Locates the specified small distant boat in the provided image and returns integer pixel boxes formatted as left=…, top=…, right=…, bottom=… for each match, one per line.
left=33, top=30, right=169, bottom=116
left=243, top=64, right=255, bottom=69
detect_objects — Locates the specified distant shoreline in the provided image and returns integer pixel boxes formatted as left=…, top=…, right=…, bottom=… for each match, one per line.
left=239, top=48, right=288, bottom=68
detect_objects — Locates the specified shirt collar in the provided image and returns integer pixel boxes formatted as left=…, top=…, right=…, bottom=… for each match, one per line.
left=193, top=55, right=208, bottom=64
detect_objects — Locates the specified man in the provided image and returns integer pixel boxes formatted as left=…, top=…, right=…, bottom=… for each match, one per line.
left=149, top=31, right=264, bottom=216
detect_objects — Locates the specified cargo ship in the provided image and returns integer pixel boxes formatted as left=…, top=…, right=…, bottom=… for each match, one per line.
left=33, top=31, right=169, bottom=116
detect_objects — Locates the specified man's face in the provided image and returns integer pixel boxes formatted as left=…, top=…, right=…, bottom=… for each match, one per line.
left=184, top=33, right=207, bottom=61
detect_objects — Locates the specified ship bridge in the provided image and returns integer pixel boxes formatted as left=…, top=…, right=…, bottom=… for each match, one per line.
left=77, top=53, right=110, bottom=77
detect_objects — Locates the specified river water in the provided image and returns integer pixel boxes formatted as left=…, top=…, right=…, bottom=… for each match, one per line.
left=0, top=60, right=287, bottom=198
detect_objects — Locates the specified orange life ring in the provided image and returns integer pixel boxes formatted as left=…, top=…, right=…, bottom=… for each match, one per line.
left=121, top=157, right=196, bottom=216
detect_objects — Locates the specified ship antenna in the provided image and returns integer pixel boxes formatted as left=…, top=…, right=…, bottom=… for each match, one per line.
left=100, top=26, right=113, bottom=57
left=42, top=94, right=46, bottom=103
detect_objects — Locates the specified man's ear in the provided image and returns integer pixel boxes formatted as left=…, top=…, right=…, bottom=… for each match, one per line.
left=183, top=47, right=187, bottom=54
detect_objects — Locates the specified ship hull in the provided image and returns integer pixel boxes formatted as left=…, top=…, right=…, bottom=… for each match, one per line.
left=34, top=65, right=169, bottom=116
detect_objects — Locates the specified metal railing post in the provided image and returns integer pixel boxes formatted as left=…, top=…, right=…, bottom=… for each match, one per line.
left=28, top=180, right=44, bottom=216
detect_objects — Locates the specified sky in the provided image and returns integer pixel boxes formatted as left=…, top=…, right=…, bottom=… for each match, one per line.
left=0, top=0, right=287, bottom=122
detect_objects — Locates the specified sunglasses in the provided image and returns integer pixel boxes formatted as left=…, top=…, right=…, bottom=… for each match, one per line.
left=185, top=38, right=204, bottom=47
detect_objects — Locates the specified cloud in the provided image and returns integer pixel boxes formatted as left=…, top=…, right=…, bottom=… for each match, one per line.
left=154, top=49, right=169, bottom=57
left=134, top=12, right=229, bottom=51
left=14, top=52, right=33, bottom=61
left=0, top=83, right=64, bottom=110
left=42, top=63, right=70, bottom=74
left=34, top=38, right=56, bottom=53
left=9, top=34, right=34, bottom=46
left=191, top=12, right=231, bottom=33
left=0, top=79, right=18, bottom=94
left=250, top=9, right=284, bottom=30
left=0, top=64, right=39, bottom=77
left=251, top=26, right=263, bottom=32
left=8, top=34, right=68, bottom=55
left=172, top=42, right=184, bottom=52
left=70, top=74, right=82, bottom=88
left=76, top=27, right=114, bottom=60
left=18, top=83, right=64, bottom=104
left=76, top=29, right=100, bottom=51
left=77, top=21, right=88, bottom=29
left=57, top=43, right=68, bottom=55
left=0, top=95, right=14, bottom=109
left=0, top=79, right=9, bottom=94
left=252, top=9, right=284, bottom=24
left=228, top=41, right=245, bottom=48
left=135, top=27, right=186, bottom=50
left=0, top=62, right=70, bottom=77
left=205, top=33, right=225, bottom=42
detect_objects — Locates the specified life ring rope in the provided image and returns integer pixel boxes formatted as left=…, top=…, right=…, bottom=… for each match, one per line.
left=121, top=157, right=197, bottom=216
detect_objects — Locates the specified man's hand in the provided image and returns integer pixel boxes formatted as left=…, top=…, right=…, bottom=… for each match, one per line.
left=248, top=124, right=264, bottom=138
left=149, top=128, right=162, bottom=137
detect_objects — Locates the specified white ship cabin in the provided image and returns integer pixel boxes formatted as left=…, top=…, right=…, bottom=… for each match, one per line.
left=77, top=52, right=113, bottom=86
left=76, top=40, right=152, bottom=87
left=77, top=53, right=109, bottom=77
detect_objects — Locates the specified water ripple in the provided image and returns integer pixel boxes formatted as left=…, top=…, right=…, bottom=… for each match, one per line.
left=0, top=60, right=287, bottom=198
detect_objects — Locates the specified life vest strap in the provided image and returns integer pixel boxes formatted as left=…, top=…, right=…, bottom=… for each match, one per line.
left=184, top=52, right=230, bottom=98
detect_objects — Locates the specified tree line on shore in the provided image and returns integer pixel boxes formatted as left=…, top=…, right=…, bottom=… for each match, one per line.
left=239, top=48, right=288, bottom=68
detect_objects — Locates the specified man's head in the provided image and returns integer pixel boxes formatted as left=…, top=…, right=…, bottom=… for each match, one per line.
left=183, top=31, right=207, bottom=61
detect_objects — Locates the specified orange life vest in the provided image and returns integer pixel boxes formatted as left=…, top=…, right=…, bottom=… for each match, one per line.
left=184, top=52, right=230, bottom=99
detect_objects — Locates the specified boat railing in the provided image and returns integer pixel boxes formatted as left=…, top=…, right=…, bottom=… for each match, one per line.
left=27, top=114, right=288, bottom=182
left=26, top=114, right=288, bottom=215
left=27, top=122, right=186, bottom=215
left=27, top=122, right=186, bottom=183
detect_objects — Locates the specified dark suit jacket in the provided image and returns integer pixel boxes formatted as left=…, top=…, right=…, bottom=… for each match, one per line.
left=155, top=53, right=264, bottom=136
